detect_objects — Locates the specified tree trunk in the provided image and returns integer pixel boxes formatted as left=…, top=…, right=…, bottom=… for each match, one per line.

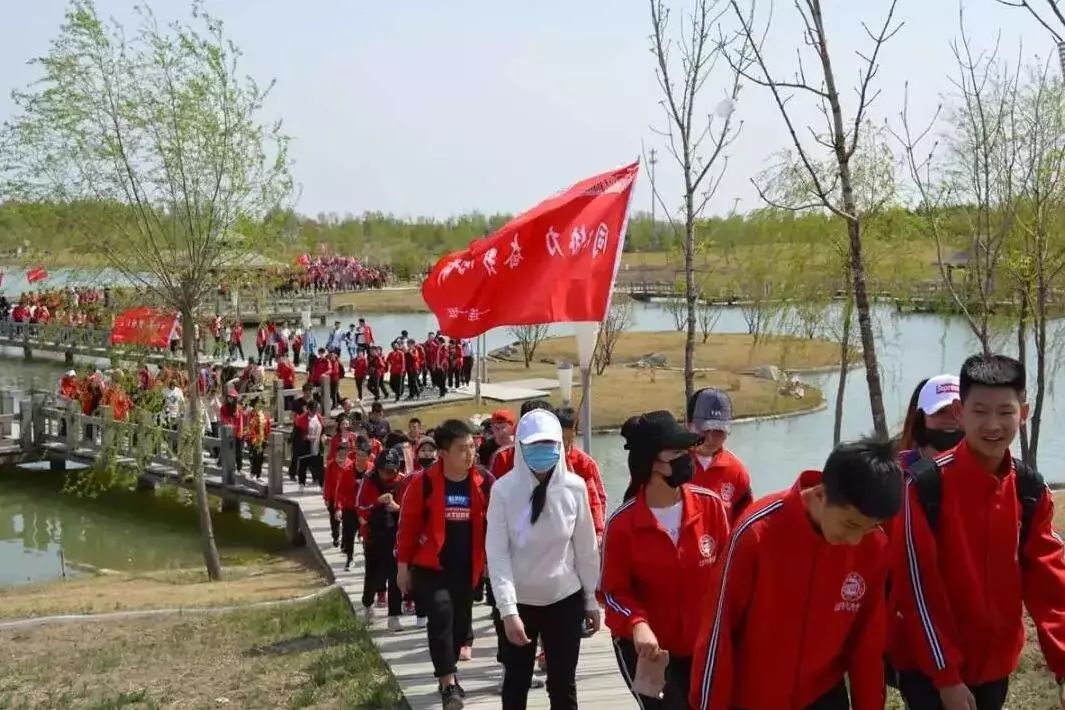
left=683, top=202, right=696, bottom=404
left=833, top=296, right=854, bottom=447
left=845, top=217, right=889, bottom=438
left=182, top=306, right=223, bottom=581
left=1016, top=291, right=1030, bottom=462
left=1031, top=274, right=1049, bottom=466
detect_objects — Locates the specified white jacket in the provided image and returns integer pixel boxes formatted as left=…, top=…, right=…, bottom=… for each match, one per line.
left=486, top=437, right=599, bottom=619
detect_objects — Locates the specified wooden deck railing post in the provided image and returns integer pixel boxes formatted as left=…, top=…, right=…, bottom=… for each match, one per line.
left=19, top=399, right=32, bottom=449
left=0, top=391, right=11, bottom=439
left=65, top=400, right=79, bottom=452
left=268, top=431, right=284, bottom=497
left=272, top=379, right=285, bottom=423
left=32, top=395, right=45, bottom=444
left=99, top=405, right=115, bottom=452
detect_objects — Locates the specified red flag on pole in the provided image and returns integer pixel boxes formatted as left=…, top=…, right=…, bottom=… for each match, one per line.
left=296, top=253, right=311, bottom=267
left=111, top=307, right=178, bottom=348
left=25, top=266, right=48, bottom=284
left=421, top=162, right=639, bottom=339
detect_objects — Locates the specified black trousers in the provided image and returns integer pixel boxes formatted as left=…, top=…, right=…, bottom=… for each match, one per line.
left=501, top=590, right=584, bottom=710
left=433, top=369, right=447, bottom=397
left=234, top=439, right=243, bottom=472
left=362, top=546, right=401, bottom=615
left=298, top=452, right=323, bottom=486
left=389, top=374, right=403, bottom=402
left=340, top=508, right=358, bottom=563
left=412, top=566, right=474, bottom=679
left=326, top=500, right=339, bottom=543
left=355, top=376, right=365, bottom=400
left=407, top=371, right=420, bottom=398
left=462, top=356, right=473, bottom=385
left=485, top=577, right=506, bottom=664
left=612, top=637, right=691, bottom=709
left=306, top=353, right=317, bottom=379
left=249, top=444, right=265, bottom=478
left=898, top=671, right=1009, bottom=710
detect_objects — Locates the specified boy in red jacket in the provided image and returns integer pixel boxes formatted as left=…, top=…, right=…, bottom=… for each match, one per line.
left=396, top=419, right=492, bottom=708
left=357, top=446, right=406, bottom=630
left=686, top=388, right=752, bottom=523
left=690, top=438, right=903, bottom=710
left=890, top=354, right=1065, bottom=710
left=386, top=340, right=406, bottom=404
left=351, top=350, right=369, bottom=401
left=333, top=435, right=372, bottom=569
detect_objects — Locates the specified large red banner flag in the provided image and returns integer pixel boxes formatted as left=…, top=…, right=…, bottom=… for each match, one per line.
left=422, top=162, right=639, bottom=338
left=111, top=306, right=178, bottom=348
left=25, top=266, right=48, bottom=284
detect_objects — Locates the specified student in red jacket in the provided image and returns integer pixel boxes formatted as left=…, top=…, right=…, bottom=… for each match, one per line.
left=333, top=435, right=372, bottom=569
left=686, top=388, right=752, bottom=522
left=396, top=419, right=492, bottom=707
left=351, top=351, right=369, bottom=401
left=357, top=446, right=406, bottom=630
left=690, top=438, right=903, bottom=710
left=386, top=341, right=406, bottom=404
left=600, top=410, right=728, bottom=709
left=890, top=354, right=1065, bottom=710
left=308, top=347, right=331, bottom=388
left=557, top=407, right=608, bottom=540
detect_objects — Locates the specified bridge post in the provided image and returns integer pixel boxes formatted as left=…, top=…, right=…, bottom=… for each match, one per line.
left=272, top=379, right=285, bottom=424
left=319, top=374, right=332, bottom=414
left=0, top=391, right=11, bottom=440
left=219, top=424, right=240, bottom=513
left=99, top=405, right=115, bottom=452
left=65, top=400, right=79, bottom=453
left=32, top=395, right=45, bottom=445
left=19, top=398, right=32, bottom=450
left=268, top=431, right=284, bottom=497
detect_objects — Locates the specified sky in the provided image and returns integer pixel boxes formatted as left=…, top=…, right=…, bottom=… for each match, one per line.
left=0, top=0, right=1058, bottom=221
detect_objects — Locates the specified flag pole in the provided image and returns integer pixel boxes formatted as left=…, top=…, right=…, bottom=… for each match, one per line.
left=474, top=333, right=482, bottom=405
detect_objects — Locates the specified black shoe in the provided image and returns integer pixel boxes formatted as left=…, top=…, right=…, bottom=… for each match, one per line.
left=344, top=561, right=350, bottom=571
left=453, top=680, right=466, bottom=699
left=440, top=684, right=464, bottom=710
left=332, top=538, right=339, bottom=548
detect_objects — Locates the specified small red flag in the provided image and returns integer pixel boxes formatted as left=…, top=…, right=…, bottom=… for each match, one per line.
left=421, top=162, right=639, bottom=338
left=296, top=253, right=310, bottom=267
left=25, top=266, right=48, bottom=284
left=111, top=307, right=179, bottom=348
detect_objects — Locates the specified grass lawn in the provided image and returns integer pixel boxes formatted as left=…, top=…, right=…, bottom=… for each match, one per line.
left=395, top=347, right=824, bottom=431
left=527, top=331, right=847, bottom=372
left=0, top=588, right=403, bottom=709
left=330, top=288, right=429, bottom=313
left=0, top=553, right=325, bottom=619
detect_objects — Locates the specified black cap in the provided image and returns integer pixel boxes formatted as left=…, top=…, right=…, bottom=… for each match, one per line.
left=354, top=436, right=372, bottom=454
left=379, top=446, right=404, bottom=471
left=621, top=411, right=701, bottom=453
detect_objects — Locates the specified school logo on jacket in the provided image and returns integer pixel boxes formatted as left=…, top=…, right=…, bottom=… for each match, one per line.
left=835, top=572, right=866, bottom=612
left=698, top=534, right=717, bottom=566
left=719, top=482, right=734, bottom=503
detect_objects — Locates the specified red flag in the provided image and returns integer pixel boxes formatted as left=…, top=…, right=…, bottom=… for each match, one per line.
left=421, top=162, right=638, bottom=338
left=296, top=253, right=310, bottom=267
left=111, top=307, right=178, bottom=348
left=25, top=266, right=48, bottom=284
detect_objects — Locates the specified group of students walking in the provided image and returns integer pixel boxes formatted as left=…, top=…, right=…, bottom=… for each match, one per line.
left=348, top=351, right=1064, bottom=710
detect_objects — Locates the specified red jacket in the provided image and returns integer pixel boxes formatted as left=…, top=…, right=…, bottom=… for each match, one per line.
left=600, top=484, right=730, bottom=658
left=690, top=471, right=890, bottom=710
left=433, top=346, right=450, bottom=372
left=308, top=358, right=331, bottom=386
left=386, top=350, right=406, bottom=376
left=352, top=355, right=369, bottom=378
left=567, top=447, right=608, bottom=537
left=370, top=354, right=386, bottom=378
left=395, top=461, right=490, bottom=587
left=357, top=472, right=406, bottom=541
left=331, top=457, right=364, bottom=510
left=329, top=358, right=341, bottom=384
left=488, top=445, right=515, bottom=479
left=888, top=441, right=1065, bottom=687
left=276, top=360, right=295, bottom=388
left=691, top=448, right=752, bottom=523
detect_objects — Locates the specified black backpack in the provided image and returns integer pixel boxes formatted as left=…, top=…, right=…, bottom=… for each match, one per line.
left=908, top=455, right=1047, bottom=558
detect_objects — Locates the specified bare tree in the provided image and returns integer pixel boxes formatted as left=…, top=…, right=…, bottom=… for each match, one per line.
left=2, top=2, right=292, bottom=580
left=508, top=324, right=551, bottom=368
left=648, top=0, right=751, bottom=403
left=996, top=0, right=1065, bottom=44
left=593, top=298, right=634, bottom=375
left=727, top=0, right=903, bottom=438
left=896, top=13, right=1022, bottom=355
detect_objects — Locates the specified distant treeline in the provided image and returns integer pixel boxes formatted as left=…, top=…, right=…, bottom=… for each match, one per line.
left=0, top=200, right=971, bottom=277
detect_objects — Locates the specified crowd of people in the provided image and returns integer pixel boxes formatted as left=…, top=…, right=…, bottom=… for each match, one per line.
left=50, top=344, right=1065, bottom=710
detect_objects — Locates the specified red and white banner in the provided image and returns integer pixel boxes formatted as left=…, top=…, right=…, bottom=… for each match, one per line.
left=296, top=253, right=311, bottom=267
left=421, top=161, right=639, bottom=338
left=111, top=307, right=179, bottom=349
left=25, top=266, right=47, bottom=284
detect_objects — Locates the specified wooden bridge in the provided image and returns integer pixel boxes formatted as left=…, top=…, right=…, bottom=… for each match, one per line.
left=0, top=386, right=636, bottom=709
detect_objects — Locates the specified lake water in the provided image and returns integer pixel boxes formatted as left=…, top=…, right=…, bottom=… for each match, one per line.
left=1, top=298, right=1060, bottom=578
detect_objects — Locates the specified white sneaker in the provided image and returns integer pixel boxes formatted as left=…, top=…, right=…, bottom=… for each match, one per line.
left=387, top=616, right=404, bottom=632
left=415, top=616, right=428, bottom=629
left=361, top=606, right=373, bottom=624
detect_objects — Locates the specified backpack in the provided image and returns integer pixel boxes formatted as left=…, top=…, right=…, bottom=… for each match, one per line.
left=908, top=455, right=1046, bottom=558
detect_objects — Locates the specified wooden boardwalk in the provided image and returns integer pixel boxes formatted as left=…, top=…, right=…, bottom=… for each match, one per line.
left=0, top=394, right=635, bottom=709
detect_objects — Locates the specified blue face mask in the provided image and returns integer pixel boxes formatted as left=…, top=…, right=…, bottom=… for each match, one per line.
left=522, top=442, right=561, bottom=473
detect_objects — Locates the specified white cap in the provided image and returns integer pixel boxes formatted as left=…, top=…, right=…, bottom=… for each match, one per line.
left=918, top=374, right=960, bottom=415
left=64, top=370, right=76, bottom=377
left=516, top=408, right=562, bottom=445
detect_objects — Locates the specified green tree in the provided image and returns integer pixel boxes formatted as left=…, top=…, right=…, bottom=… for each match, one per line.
left=1, top=1, right=292, bottom=579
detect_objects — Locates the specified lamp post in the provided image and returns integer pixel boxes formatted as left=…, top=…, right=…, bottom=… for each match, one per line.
left=574, top=322, right=598, bottom=455
left=556, top=360, right=574, bottom=408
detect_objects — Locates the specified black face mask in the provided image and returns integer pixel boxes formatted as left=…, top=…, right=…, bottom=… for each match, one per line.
left=418, top=456, right=436, bottom=469
left=666, top=455, right=694, bottom=488
left=918, top=428, right=964, bottom=453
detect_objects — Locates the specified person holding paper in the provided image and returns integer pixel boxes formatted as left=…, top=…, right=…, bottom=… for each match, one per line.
left=599, top=410, right=729, bottom=709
